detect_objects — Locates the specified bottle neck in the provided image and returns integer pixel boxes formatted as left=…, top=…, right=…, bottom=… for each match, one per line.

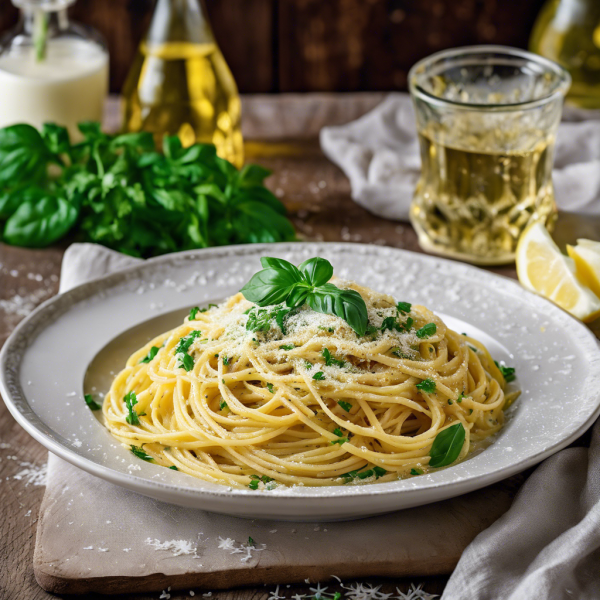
left=147, top=0, right=214, bottom=46
left=21, top=7, right=70, bottom=36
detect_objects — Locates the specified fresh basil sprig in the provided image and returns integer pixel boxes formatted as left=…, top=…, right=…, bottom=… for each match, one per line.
left=429, top=422, right=465, bottom=468
left=0, top=122, right=295, bottom=255
left=240, top=257, right=368, bottom=335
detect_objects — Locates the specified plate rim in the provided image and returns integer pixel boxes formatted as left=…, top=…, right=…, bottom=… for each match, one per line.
left=2, top=242, right=600, bottom=508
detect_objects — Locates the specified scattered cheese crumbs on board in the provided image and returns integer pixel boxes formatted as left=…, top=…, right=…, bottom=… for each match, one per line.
left=216, top=536, right=265, bottom=563
left=145, top=538, right=198, bottom=557
left=13, top=461, right=47, bottom=487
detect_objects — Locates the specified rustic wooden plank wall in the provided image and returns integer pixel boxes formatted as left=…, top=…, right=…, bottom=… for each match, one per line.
left=0, top=0, right=548, bottom=93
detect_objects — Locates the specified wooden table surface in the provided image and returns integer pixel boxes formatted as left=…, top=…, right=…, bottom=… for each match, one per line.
left=1, top=94, right=598, bottom=600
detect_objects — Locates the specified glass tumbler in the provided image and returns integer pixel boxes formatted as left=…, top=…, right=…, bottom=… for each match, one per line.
left=408, top=46, right=571, bottom=265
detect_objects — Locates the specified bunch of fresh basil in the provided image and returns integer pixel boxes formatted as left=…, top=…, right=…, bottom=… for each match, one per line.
left=0, top=122, right=295, bottom=256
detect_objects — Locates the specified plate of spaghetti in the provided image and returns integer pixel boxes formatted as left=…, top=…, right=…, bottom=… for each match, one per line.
left=2, top=243, right=600, bottom=520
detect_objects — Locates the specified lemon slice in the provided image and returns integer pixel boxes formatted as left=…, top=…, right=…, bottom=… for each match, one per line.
left=516, top=223, right=600, bottom=323
left=567, top=240, right=600, bottom=298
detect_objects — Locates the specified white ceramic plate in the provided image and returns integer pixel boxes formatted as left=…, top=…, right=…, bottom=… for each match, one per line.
left=2, top=243, right=600, bottom=521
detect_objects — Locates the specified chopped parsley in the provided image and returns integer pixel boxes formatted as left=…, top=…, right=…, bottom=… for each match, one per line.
left=223, top=355, right=230, bottom=366
left=397, top=301, right=412, bottom=314
left=322, top=348, right=345, bottom=368
left=469, top=345, right=478, bottom=353
left=169, top=465, right=179, bottom=470
left=189, top=306, right=200, bottom=320
left=248, top=536, right=256, bottom=546
left=140, top=345, right=160, bottom=364
left=179, top=353, right=194, bottom=371
left=246, top=306, right=295, bottom=334
left=267, top=383, right=276, bottom=394
left=175, top=330, right=202, bottom=354
left=331, top=428, right=348, bottom=445
left=416, top=323, right=437, bottom=339
left=380, top=316, right=402, bottom=333
left=341, top=465, right=386, bottom=483
left=337, top=400, right=352, bottom=412
left=410, top=468, right=423, bottom=475
left=391, top=348, right=411, bottom=359
left=123, top=391, right=140, bottom=425
left=401, top=317, right=414, bottom=332
left=416, top=378, right=436, bottom=394
left=246, top=308, right=272, bottom=332
left=175, top=330, right=202, bottom=371
left=318, top=326, right=335, bottom=333
left=130, top=445, right=152, bottom=461
left=280, top=344, right=295, bottom=351
left=248, top=474, right=273, bottom=490
left=364, top=324, right=379, bottom=338
left=313, top=371, right=325, bottom=381
left=305, top=361, right=313, bottom=369
left=84, top=393, right=102, bottom=411
left=219, top=399, right=228, bottom=411
left=448, top=399, right=453, bottom=405
left=457, top=392, right=466, bottom=403
left=495, top=361, right=516, bottom=382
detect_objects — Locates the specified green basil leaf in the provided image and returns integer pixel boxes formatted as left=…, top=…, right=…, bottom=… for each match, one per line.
left=0, top=124, right=51, bottom=185
left=429, top=423, right=465, bottom=468
left=110, top=131, right=155, bottom=151
left=298, top=257, right=333, bottom=287
left=0, top=187, right=30, bottom=219
left=194, top=183, right=227, bottom=203
left=240, top=267, right=300, bottom=305
left=237, top=164, right=271, bottom=187
left=230, top=201, right=296, bottom=244
left=3, top=192, right=78, bottom=247
left=306, top=283, right=368, bottom=336
left=234, top=186, right=287, bottom=216
left=259, top=257, right=304, bottom=281
left=42, top=123, right=71, bottom=155
left=285, top=284, right=309, bottom=308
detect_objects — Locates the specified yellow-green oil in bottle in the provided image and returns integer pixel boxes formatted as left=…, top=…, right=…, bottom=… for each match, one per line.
left=121, top=0, right=243, bottom=167
left=530, top=0, right=600, bottom=109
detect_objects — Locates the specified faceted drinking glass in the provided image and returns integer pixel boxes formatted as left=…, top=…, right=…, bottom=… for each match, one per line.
left=408, top=45, right=571, bottom=265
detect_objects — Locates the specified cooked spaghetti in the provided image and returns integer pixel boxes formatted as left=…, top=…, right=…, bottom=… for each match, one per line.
left=103, top=279, right=514, bottom=488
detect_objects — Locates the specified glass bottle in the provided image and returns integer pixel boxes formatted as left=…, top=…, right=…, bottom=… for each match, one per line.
left=530, top=0, right=600, bottom=109
left=121, top=0, right=244, bottom=168
left=0, top=0, right=108, bottom=138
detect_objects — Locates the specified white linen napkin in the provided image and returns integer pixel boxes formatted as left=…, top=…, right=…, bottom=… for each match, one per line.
left=320, top=94, right=600, bottom=220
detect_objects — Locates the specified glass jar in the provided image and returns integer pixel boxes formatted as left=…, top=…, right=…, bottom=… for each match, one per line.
left=0, top=0, right=108, bottom=139
left=121, top=0, right=244, bottom=168
left=408, top=46, right=571, bottom=266
left=530, top=0, right=600, bottom=109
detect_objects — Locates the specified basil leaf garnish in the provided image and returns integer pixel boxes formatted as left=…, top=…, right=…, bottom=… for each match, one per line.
left=429, top=422, right=465, bottom=468
left=239, top=257, right=368, bottom=336
left=306, top=284, right=368, bottom=336
left=298, top=257, right=333, bottom=287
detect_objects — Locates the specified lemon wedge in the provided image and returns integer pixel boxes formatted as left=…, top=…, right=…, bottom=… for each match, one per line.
left=567, top=239, right=600, bottom=298
left=516, top=223, right=600, bottom=323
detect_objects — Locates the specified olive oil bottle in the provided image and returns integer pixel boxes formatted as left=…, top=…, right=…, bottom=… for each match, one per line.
left=530, top=0, right=600, bottom=109
left=121, top=0, right=243, bottom=167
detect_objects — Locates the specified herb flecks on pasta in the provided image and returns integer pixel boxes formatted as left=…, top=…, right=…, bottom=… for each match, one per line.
left=103, top=257, right=514, bottom=488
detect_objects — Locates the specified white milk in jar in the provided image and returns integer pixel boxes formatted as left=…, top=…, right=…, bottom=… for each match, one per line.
left=0, top=0, right=108, bottom=139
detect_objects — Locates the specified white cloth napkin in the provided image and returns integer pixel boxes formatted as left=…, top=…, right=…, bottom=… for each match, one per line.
left=320, top=94, right=600, bottom=220
left=53, top=243, right=600, bottom=599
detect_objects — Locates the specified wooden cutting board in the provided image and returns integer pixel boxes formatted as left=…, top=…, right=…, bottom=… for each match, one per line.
left=33, top=454, right=523, bottom=595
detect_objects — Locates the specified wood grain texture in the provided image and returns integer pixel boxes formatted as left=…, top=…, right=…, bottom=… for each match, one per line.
left=0, top=93, right=598, bottom=599
left=0, top=0, right=548, bottom=93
